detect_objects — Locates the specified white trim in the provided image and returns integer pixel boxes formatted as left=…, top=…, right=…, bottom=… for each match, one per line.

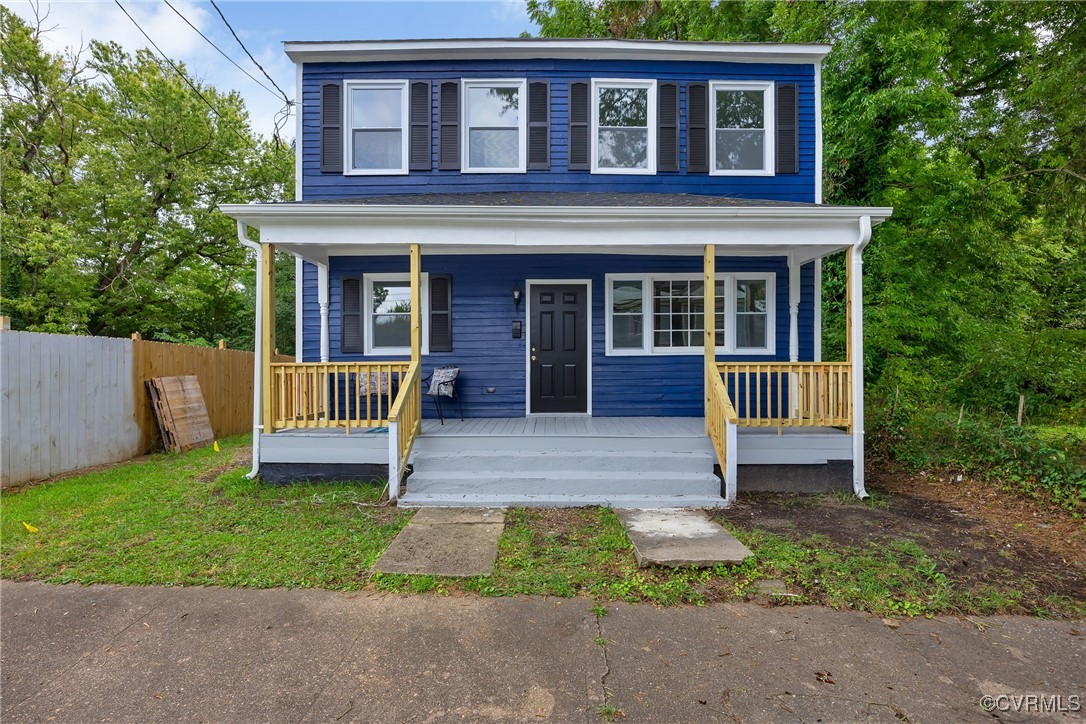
left=284, top=39, right=833, bottom=65
left=525, top=279, right=593, bottom=416
left=709, top=80, right=775, bottom=177
left=851, top=216, right=872, bottom=499
left=788, top=257, right=800, bottom=363
left=814, top=60, right=823, bottom=204
left=813, top=258, right=822, bottom=361
left=294, top=63, right=303, bottom=199
left=294, top=256, right=304, bottom=362
left=317, top=262, right=330, bottom=363
left=591, top=78, right=657, bottom=175
left=343, top=79, right=410, bottom=176
left=461, top=78, right=527, bottom=174
left=362, top=272, right=430, bottom=356
left=603, top=271, right=775, bottom=356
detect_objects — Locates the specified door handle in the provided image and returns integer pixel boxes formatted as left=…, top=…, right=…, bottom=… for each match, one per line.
left=531, top=355, right=537, bottom=361
left=531, top=347, right=536, bottom=352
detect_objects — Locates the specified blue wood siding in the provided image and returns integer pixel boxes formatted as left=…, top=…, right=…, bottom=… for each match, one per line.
left=297, top=253, right=827, bottom=418
left=301, top=59, right=816, bottom=202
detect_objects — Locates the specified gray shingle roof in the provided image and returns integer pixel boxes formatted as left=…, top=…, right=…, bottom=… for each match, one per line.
left=271, top=192, right=824, bottom=208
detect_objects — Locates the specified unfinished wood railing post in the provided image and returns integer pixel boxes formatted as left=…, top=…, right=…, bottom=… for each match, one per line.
left=260, top=243, right=276, bottom=433
left=704, top=244, right=715, bottom=435
left=410, top=243, right=421, bottom=363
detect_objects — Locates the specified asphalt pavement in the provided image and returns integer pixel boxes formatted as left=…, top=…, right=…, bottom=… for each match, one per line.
left=2, top=581, right=1083, bottom=722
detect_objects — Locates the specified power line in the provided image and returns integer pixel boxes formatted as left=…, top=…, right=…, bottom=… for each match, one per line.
left=207, top=0, right=292, bottom=104
left=162, top=0, right=283, bottom=102
left=112, top=0, right=254, bottom=148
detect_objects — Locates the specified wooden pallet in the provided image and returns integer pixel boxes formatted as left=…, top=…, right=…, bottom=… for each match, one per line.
left=146, top=375, right=215, bottom=452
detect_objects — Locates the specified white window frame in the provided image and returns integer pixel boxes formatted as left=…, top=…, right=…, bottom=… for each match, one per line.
left=343, top=79, right=410, bottom=176
left=591, top=78, right=657, bottom=175
left=709, top=80, right=775, bottom=177
left=363, top=272, right=430, bottom=356
left=604, top=272, right=775, bottom=356
left=461, top=78, right=527, bottom=174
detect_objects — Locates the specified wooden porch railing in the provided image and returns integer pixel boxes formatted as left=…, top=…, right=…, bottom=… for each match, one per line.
left=269, top=362, right=412, bottom=431
left=716, top=362, right=852, bottom=430
left=387, top=361, right=422, bottom=496
left=706, top=358, right=739, bottom=503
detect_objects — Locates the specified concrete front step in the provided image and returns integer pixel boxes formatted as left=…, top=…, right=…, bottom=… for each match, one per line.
left=410, top=449, right=714, bottom=474
left=405, top=471, right=723, bottom=498
left=398, top=493, right=729, bottom=509
left=412, top=435, right=715, bottom=455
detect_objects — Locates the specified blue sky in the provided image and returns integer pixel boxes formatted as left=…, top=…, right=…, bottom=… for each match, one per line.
left=4, top=1, right=540, bottom=136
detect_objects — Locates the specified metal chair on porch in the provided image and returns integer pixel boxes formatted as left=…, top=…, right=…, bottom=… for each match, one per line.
left=422, top=366, right=463, bottom=425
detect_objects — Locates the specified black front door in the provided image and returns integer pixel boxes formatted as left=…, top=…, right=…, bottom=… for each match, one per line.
left=530, top=284, right=588, bottom=414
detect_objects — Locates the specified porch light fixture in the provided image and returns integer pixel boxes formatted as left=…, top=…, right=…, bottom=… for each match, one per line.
left=512, top=282, right=522, bottom=312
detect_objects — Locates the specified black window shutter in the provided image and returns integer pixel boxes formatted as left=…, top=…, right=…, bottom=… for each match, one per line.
left=409, top=81, right=432, bottom=171
left=776, top=83, right=799, bottom=174
left=527, top=81, right=550, bottom=171
left=567, top=80, right=590, bottom=171
left=341, top=278, right=363, bottom=354
left=438, top=81, right=460, bottom=171
left=429, top=275, right=452, bottom=352
left=320, top=82, right=343, bottom=174
left=658, top=82, right=679, bottom=172
left=686, top=82, right=709, bottom=173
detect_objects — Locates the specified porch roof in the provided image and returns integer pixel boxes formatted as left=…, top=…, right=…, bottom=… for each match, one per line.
left=220, top=192, right=892, bottom=266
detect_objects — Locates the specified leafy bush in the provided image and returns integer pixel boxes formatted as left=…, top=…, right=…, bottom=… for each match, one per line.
left=870, top=405, right=1086, bottom=514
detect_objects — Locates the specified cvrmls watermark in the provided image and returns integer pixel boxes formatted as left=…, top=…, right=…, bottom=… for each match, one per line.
left=980, top=694, right=1081, bottom=714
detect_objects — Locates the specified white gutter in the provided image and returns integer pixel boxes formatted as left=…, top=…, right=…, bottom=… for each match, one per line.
left=237, top=221, right=262, bottom=479
left=851, top=215, right=873, bottom=499
left=283, top=38, right=832, bottom=65
left=220, top=202, right=894, bottom=225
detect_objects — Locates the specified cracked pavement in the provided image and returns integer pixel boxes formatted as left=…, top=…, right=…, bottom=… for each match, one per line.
left=2, top=581, right=1083, bottom=722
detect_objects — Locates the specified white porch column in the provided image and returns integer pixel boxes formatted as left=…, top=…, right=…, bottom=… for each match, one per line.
left=850, top=216, right=872, bottom=498
left=813, top=259, right=822, bottom=362
left=317, top=262, right=330, bottom=363
left=788, top=257, right=801, bottom=418
left=294, top=256, right=304, bottom=362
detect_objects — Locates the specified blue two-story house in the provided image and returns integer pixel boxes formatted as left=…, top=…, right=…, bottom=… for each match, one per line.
left=222, top=38, right=892, bottom=508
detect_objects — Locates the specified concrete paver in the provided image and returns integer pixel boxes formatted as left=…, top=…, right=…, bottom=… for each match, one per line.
left=373, top=507, right=505, bottom=577
left=616, top=508, right=753, bottom=567
left=2, top=581, right=1083, bottom=723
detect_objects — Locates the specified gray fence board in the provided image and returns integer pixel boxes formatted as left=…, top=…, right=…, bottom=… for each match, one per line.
left=1, top=331, right=142, bottom=487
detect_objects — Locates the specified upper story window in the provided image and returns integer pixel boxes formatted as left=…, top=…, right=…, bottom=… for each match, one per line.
left=345, top=80, right=409, bottom=175
left=462, top=79, right=526, bottom=173
left=710, top=81, right=774, bottom=176
left=591, top=79, right=656, bottom=174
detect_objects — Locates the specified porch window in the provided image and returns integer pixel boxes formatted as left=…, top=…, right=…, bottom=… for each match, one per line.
left=605, top=273, right=774, bottom=355
left=462, top=79, right=526, bottom=173
left=710, top=81, right=774, bottom=176
left=592, top=79, right=656, bottom=174
left=345, top=80, right=409, bottom=174
left=363, top=273, right=430, bottom=356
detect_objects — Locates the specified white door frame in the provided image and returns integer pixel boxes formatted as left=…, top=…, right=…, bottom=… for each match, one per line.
left=524, top=279, right=593, bottom=416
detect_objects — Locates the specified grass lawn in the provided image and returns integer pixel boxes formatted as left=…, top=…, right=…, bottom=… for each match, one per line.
left=4, top=436, right=1083, bottom=619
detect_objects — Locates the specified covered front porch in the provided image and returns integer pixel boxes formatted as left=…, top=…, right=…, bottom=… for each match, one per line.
left=223, top=194, right=890, bottom=506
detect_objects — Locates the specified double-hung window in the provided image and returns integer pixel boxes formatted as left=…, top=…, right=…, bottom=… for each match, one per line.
left=345, top=80, right=409, bottom=175
left=363, top=273, right=430, bottom=356
left=605, top=273, right=774, bottom=355
left=592, top=79, right=656, bottom=174
left=710, top=81, right=774, bottom=176
left=462, top=79, right=526, bottom=173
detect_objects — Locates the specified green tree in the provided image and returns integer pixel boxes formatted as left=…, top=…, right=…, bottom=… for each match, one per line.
left=1, top=8, right=296, bottom=352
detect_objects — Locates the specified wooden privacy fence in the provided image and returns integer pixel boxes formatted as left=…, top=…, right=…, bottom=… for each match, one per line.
left=1, top=327, right=280, bottom=487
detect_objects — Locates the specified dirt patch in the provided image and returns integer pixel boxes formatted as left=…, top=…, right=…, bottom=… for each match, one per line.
left=712, top=459, right=1086, bottom=607
left=196, top=448, right=252, bottom=483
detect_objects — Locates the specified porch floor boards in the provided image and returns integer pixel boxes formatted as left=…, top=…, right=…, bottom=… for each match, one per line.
left=420, top=416, right=705, bottom=438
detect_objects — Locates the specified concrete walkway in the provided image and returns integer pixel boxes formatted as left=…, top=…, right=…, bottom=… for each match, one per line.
left=373, top=508, right=504, bottom=577
left=2, top=581, right=1084, bottom=722
left=616, top=508, right=753, bottom=567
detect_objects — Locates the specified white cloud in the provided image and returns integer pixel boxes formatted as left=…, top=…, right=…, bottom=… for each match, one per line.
left=491, top=0, right=528, bottom=26
left=2, top=0, right=293, bottom=138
